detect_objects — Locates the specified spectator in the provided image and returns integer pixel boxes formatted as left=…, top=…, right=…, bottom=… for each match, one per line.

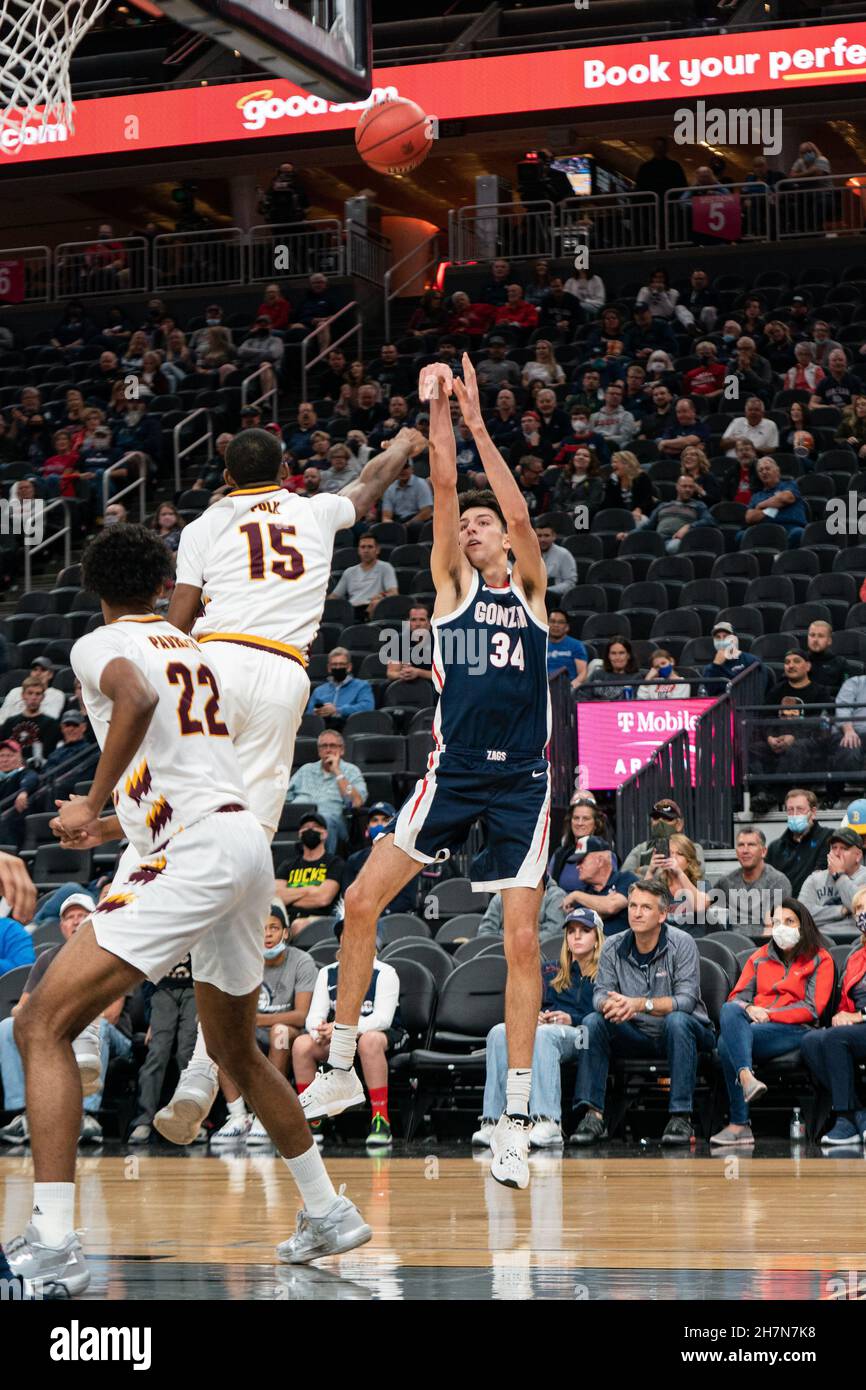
left=636, top=267, right=694, bottom=329
left=512, top=453, right=551, bottom=516
left=799, top=828, right=866, bottom=930
left=535, top=524, right=577, bottom=598
left=702, top=620, right=763, bottom=694
left=721, top=397, right=779, bottom=457
left=128, top=953, right=201, bottom=1145
left=789, top=140, right=832, bottom=183
left=50, top=301, right=97, bottom=355
left=711, top=898, right=833, bottom=1146
left=237, top=314, right=284, bottom=388
left=285, top=734, right=366, bottom=853
left=742, top=455, right=806, bottom=547
left=538, top=277, right=582, bottom=338
left=572, top=878, right=714, bottom=1146
left=113, top=398, right=161, bottom=482
left=584, top=307, right=626, bottom=356
left=680, top=445, right=721, bottom=504
left=562, top=266, right=606, bottom=321
left=634, top=136, right=687, bottom=200
left=637, top=650, right=690, bottom=700
left=255, top=282, right=292, bottom=332
left=328, top=535, right=397, bottom=619
left=491, top=284, right=539, bottom=337
left=258, top=162, right=309, bottom=223
left=623, top=302, right=677, bottom=361
left=0, top=892, right=130, bottom=1147
left=547, top=609, right=587, bottom=687
left=406, top=289, right=449, bottom=340
left=479, top=257, right=515, bottom=307
left=366, top=342, right=413, bottom=398
left=766, top=788, right=834, bottom=896
left=728, top=337, right=773, bottom=400
left=307, top=648, right=374, bottom=727
left=522, top=340, right=565, bottom=390
left=622, top=799, right=706, bottom=877
left=760, top=319, right=796, bottom=374
left=547, top=797, right=612, bottom=886
left=836, top=395, right=866, bottom=460
left=724, top=436, right=760, bottom=504
left=556, top=405, right=609, bottom=466
left=317, top=442, right=360, bottom=494
left=767, top=648, right=830, bottom=708
left=191, top=431, right=232, bottom=492
left=193, top=325, right=235, bottom=380
left=565, top=366, right=604, bottom=414
left=623, top=363, right=649, bottom=416
left=474, top=906, right=604, bottom=1148
left=381, top=459, right=433, bottom=535
left=551, top=443, right=605, bottom=516
left=294, top=921, right=405, bottom=1147
left=589, top=382, right=638, bottom=450
left=644, top=833, right=716, bottom=937
left=800, top=884, right=866, bottom=1145
left=811, top=349, right=860, bottom=410
left=350, top=383, right=388, bottom=435
left=312, top=346, right=349, bottom=401
left=367, top=395, right=414, bottom=453
left=289, top=273, right=342, bottom=338
left=534, top=387, right=571, bottom=449
left=475, top=336, right=522, bottom=393
left=478, top=877, right=569, bottom=940
left=784, top=341, right=824, bottom=392
left=274, top=811, right=345, bottom=935
left=485, top=388, right=521, bottom=451
left=0, top=899, right=35, bottom=975
left=343, top=803, right=416, bottom=916
left=103, top=501, right=128, bottom=526
left=806, top=621, right=851, bottom=695
left=681, top=268, right=719, bottom=332
left=41, top=710, right=95, bottom=777
left=162, top=329, right=194, bottom=386
left=81, top=223, right=128, bottom=290
left=638, top=382, right=677, bottom=441
left=836, top=665, right=866, bottom=754
left=385, top=605, right=432, bottom=684
left=0, top=679, right=59, bottom=762
left=585, top=635, right=640, bottom=701
left=0, top=658, right=65, bottom=720
left=561, top=837, right=638, bottom=937
left=683, top=342, right=727, bottom=399
left=605, top=449, right=656, bottom=523
left=714, top=828, right=792, bottom=930
left=587, top=338, right=628, bottom=389
left=443, top=290, right=492, bottom=345
left=638, top=472, right=718, bottom=553
left=149, top=502, right=184, bottom=557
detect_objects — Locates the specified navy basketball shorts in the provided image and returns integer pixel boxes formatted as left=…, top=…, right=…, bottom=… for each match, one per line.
left=393, top=747, right=551, bottom=891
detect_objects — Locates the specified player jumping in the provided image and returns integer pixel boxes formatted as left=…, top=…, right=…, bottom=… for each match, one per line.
left=149, top=425, right=425, bottom=1144
left=300, top=356, right=551, bottom=1188
left=5, top=526, right=371, bottom=1295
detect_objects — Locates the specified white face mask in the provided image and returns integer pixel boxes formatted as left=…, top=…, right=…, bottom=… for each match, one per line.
left=771, top=923, right=800, bottom=952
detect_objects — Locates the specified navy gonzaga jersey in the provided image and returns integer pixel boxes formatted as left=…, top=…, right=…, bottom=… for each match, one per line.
left=432, top=569, right=550, bottom=759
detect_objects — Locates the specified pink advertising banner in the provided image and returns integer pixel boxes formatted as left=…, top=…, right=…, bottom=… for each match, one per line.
left=576, top=699, right=714, bottom=790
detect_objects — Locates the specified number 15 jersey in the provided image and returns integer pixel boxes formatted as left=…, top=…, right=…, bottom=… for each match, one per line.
left=72, top=617, right=249, bottom=857
left=175, top=484, right=356, bottom=656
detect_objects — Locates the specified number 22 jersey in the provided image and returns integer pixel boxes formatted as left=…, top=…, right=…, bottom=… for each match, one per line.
left=72, top=616, right=249, bottom=857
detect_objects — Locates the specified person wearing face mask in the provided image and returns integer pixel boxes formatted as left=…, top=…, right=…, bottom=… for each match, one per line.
left=801, top=884, right=866, bottom=1145
left=210, top=906, right=318, bottom=1145
left=637, top=649, right=690, bottom=700
left=766, top=788, right=833, bottom=897
left=701, top=621, right=762, bottom=696
left=274, top=813, right=346, bottom=939
left=343, top=804, right=416, bottom=915
left=711, top=898, right=833, bottom=1147
left=306, top=647, right=374, bottom=727
left=555, top=408, right=609, bottom=467
left=683, top=342, right=726, bottom=399
left=798, top=829, right=866, bottom=929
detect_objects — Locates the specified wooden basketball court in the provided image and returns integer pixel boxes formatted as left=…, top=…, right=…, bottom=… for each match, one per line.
left=3, top=1146, right=864, bottom=1299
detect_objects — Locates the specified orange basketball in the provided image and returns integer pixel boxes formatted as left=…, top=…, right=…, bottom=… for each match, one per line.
left=354, top=97, right=432, bottom=175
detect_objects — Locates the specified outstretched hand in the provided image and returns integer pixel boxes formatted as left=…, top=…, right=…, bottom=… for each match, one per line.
left=418, top=362, right=454, bottom=401
left=393, top=427, right=427, bottom=458
left=453, top=352, right=483, bottom=431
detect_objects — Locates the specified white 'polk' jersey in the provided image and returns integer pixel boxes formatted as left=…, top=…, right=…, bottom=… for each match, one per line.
left=175, top=484, right=356, bottom=662
left=72, top=617, right=249, bottom=857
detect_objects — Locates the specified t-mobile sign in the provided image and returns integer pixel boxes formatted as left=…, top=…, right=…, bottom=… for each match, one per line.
left=576, top=699, right=714, bottom=789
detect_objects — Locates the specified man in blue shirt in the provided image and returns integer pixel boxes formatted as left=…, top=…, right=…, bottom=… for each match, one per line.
left=283, top=400, right=318, bottom=460
left=0, top=913, right=34, bottom=974
left=561, top=837, right=638, bottom=936
left=547, top=609, right=587, bottom=688
left=307, top=647, right=374, bottom=727
left=702, top=620, right=764, bottom=695
left=743, top=455, right=807, bottom=547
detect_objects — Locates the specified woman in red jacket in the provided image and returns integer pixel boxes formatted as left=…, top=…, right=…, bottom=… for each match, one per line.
left=711, top=898, right=833, bottom=1147
left=801, top=885, right=866, bottom=1145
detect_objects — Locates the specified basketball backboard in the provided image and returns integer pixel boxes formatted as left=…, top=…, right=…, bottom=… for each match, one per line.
left=134, top=0, right=372, bottom=101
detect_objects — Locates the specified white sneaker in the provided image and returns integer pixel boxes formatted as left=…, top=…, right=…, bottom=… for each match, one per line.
left=72, top=1022, right=101, bottom=1098
left=211, top=1112, right=253, bottom=1145
left=530, top=1117, right=563, bottom=1148
left=154, top=1061, right=218, bottom=1146
left=471, top=1119, right=496, bottom=1148
left=490, top=1114, right=532, bottom=1190
left=246, top=1116, right=273, bottom=1146
left=79, top=1114, right=103, bottom=1144
left=128, top=1124, right=151, bottom=1144
left=276, top=1188, right=372, bottom=1265
left=299, top=1067, right=365, bottom=1121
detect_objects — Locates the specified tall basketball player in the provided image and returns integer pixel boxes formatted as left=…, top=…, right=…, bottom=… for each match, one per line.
left=301, top=356, right=551, bottom=1188
left=152, top=425, right=425, bottom=1143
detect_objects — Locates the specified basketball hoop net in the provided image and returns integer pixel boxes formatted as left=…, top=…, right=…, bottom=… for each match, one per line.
left=0, top=0, right=112, bottom=137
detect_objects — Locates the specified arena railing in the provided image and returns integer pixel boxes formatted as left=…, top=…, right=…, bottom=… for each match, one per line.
left=345, top=223, right=392, bottom=286
left=300, top=300, right=361, bottom=402
left=556, top=192, right=660, bottom=257
left=152, top=228, right=246, bottom=293
left=614, top=725, right=692, bottom=862
left=549, top=668, right=577, bottom=840
left=241, top=362, right=278, bottom=422
left=22, top=497, right=71, bottom=591
left=383, top=232, right=440, bottom=343
left=776, top=174, right=866, bottom=240
left=172, top=406, right=213, bottom=495
left=449, top=200, right=556, bottom=264
left=102, top=454, right=147, bottom=524
left=54, top=236, right=149, bottom=300
left=0, top=246, right=51, bottom=304
left=248, top=219, right=345, bottom=283
left=736, top=700, right=866, bottom=808
left=664, top=183, right=771, bottom=252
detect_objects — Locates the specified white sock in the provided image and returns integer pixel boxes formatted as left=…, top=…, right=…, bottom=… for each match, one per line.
left=227, top=1096, right=247, bottom=1118
left=283, top=1142, right=338, bottom=1217
left=31, top=1182, right=76, bottom=1247
left=506, top=1069, right=532, bottom=1119
left=189, top=1026, right=215, bottom=1072
left=327, top=1023, right=358, bottom=1071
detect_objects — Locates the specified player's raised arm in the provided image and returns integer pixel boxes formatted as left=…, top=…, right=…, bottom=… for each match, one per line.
left=422, top=364, right=467, bottom=605
left=339, top=427, right=426, bottom=521
left=453, top=352, right=547, bottom=604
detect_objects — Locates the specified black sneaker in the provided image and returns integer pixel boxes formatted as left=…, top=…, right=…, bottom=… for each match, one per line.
left=661, top=1114, right=694, bottom=1146
left=569, top=1111, right=607, bottom=1146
